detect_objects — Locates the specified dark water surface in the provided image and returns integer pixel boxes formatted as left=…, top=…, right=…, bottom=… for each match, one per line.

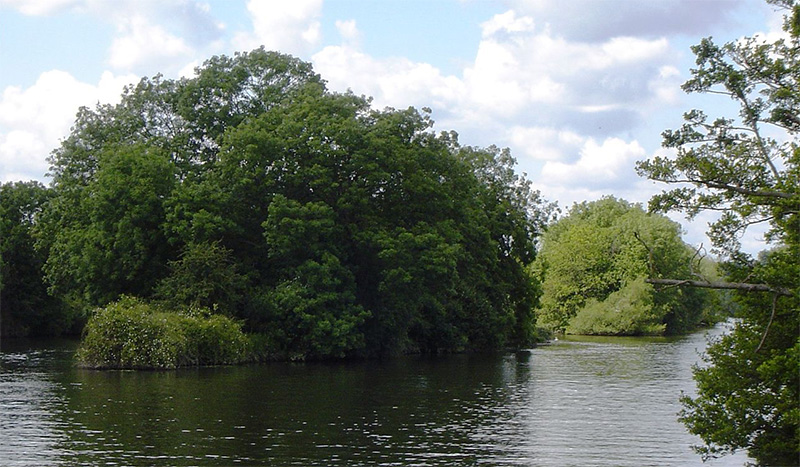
left=1, top=324, right=750, bottom=466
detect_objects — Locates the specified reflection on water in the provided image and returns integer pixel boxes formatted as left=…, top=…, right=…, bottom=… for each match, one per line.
left=0, top=326, right=749, bottom=466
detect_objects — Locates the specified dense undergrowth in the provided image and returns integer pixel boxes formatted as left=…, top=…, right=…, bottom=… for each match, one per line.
left=77, top=297, right=252, bottom=369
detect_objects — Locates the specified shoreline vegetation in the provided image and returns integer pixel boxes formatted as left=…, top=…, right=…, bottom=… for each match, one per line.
left=74, top=295, right=719, bottom=371
left=76, top=297, right=252, bottom=369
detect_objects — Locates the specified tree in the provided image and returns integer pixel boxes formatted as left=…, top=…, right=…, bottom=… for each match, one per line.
left=534, top=197, right=712, bottom=335
left=40, top=49, right=551, bottom=359
left=37, top=144, right=175, bottom=308
left=0, top=181, right=70, bottom=336
left=155, top=241, right=247, bottom=315
left=636, top=2, right=799, bottom=463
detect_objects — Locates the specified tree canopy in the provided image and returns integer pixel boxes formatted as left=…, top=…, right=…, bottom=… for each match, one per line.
left=30, top=48, right=552, bottom=358
left=637, top=1, right=799, bottom=463
left=534, top=197, right=714, bottom=336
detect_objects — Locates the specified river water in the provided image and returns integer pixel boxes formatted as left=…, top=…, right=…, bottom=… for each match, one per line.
left=0, top=323, right=751, bottom=466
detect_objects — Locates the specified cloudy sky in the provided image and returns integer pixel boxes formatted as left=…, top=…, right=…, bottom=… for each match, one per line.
left=0, top=0, right=785, bottom=252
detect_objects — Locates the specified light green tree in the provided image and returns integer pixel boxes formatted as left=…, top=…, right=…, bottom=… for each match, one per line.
left=534, top=197, right=711, bottom=335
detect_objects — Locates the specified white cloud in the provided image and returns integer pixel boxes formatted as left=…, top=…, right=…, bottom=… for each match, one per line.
left=456, top=10, right=676, bottom=127
left=178, top=60, right=201, bottom=79
left=0, top=0, right=80, bottom=15
left=0, top=130, right=50, bottom=182
left=648, top=65, right=682, bottom=106
left=602, top=37, right=669, bottom=63
left=0, top=70, right=136, bottom=182
left=541, top=137, right=645, bottom=188
left=508, top=0, right=745, bottom=41
left=335, top=19, right=360, bottom=45
left=109, top=15, right=193, bottom=70
left=233, top=0, right=323, bottom=55
left=462, top=40, right=531, bottom=114
left=312, top=45, right=464, bottom=111
left=3, top=0, right=224, bottom=77
left=509, top=126, right=584, bottom=162
left=480, top=10, right=534, bottom=38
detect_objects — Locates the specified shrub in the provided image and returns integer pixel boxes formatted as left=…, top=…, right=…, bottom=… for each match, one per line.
left=180, top=308, right=250, bottom=365
left=566, top=278, right=666, bottom=336
left=77, top=296, right=249, bottom=369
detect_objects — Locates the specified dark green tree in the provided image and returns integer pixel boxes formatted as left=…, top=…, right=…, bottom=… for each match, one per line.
left=40, top=49, right=551, bottom=359
left=636, top=1, right=799, bottom=463
left=37, top=144, right=174, bottom=308
left=0, top=181, right=71, bottom=336
left=155, top=241, right=246, bottom=315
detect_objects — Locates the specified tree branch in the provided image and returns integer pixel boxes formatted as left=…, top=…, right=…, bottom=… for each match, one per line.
left=645, top=278, right=792, bottom=296
left=755, top=292, right=779, bottom=353
left=633, top=231, right=656, bottom=276
left=730, top=89, right=782, bottom=180
left=653, top=177, right=794, bottom=200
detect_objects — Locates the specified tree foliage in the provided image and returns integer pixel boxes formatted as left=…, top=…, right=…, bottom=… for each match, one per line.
left=636, top=2, right=799, bottom=255
left=36, top=48, right=551, bottom=359
left=637, top=2, right=799, bottom=463
left=0, top=181, right=72, bottom=336
left=154, top=240, right=246, bottom=315
left=534, top=197, right=713, bottom=335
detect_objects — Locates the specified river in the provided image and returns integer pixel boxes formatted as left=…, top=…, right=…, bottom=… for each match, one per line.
left=0, top=323, right=751, bottom=466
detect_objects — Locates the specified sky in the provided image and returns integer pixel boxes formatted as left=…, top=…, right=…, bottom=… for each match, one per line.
left=0, top=0, right=787, bottom=254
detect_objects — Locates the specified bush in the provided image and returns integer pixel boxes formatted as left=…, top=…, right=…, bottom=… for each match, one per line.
left=180, top=308, right=250, bottom=365
left=566, top=278, right=666, bottom=336
left=77, top=297, right=249, bottom=369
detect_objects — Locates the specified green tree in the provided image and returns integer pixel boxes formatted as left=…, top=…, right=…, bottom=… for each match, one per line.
left=42, top=49, right=550, bottom=360
left=534, top=197, right=710, bottom=335
left=37, top=144, right=175, bottom=308
left=155, top=241, right=247, bottom=315
left=0, top=181, right=71, bottom=336
left=636, top=1, right=799, bottom=463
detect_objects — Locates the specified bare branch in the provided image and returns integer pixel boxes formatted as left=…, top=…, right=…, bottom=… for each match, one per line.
left=740, top=215, right=776, bottom=228
left=703, top=89, right=736, bottom=97
left=730, top=89, right=782, bottom=180
left=755, top=293, right=779, bottom=353
left=633, top=231, right=656, bottom=276
left=689, top=244, right=707, bottom=281
left=645, top=278, right=792, bottom=296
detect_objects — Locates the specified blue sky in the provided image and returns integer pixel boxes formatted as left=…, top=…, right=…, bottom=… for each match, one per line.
left=0, top=0, right=786, bottom=252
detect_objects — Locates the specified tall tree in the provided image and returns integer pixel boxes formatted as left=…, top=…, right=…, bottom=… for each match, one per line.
left=38, top=144, right=175, bottom=307
left=636, top=1, right=799, bottom=463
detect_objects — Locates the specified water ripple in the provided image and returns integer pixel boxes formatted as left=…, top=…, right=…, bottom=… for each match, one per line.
left=0, top=327, right=750, bottom=466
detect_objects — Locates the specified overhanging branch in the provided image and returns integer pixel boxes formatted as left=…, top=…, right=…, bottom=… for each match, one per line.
left=675, top=179, right=793, bottom=200
left=645, top=278, right=792, bottom=296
